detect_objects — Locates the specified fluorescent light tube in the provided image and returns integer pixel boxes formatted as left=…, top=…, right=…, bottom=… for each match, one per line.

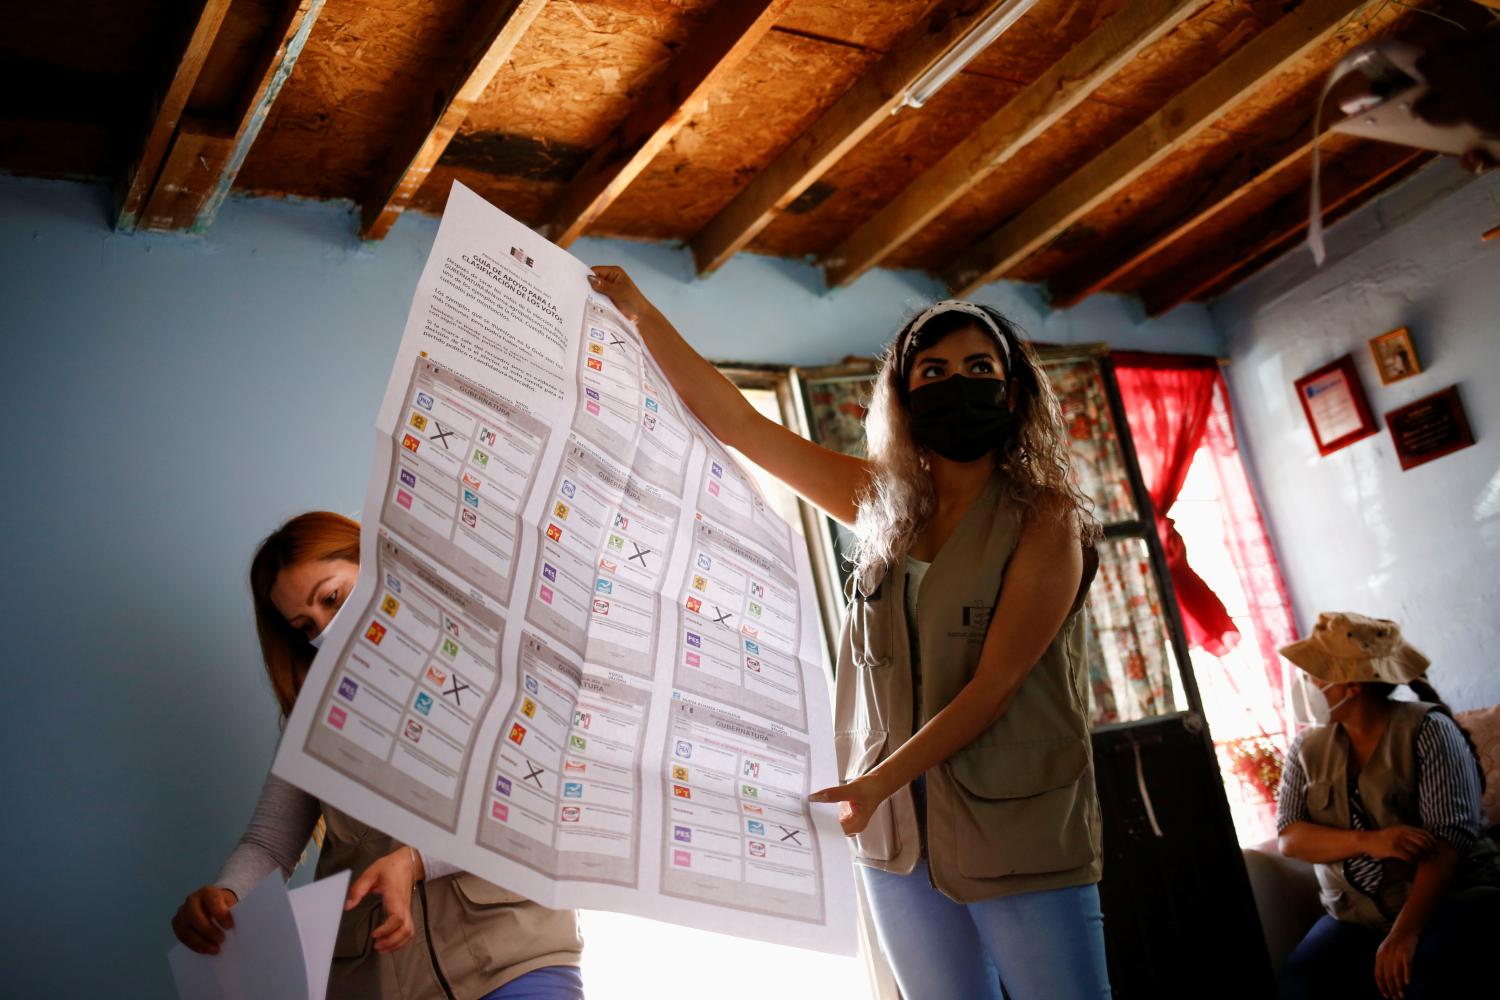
left=894, top=0, right=1043, bottom=113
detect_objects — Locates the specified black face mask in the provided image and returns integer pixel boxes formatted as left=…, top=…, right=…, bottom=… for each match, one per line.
left=907, top=375, right=1014, bottom=463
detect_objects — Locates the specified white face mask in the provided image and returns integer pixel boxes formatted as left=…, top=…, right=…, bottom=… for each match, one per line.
left=308, top=594, right=353, bottom=651
left=1315, top=679, right=1355, bottom=720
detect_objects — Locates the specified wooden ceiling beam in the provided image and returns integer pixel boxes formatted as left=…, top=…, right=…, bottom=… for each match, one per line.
left=132, top=0, right=327, bottom=234
left=689, top=0, right=1030, bottom=277
left=820, top=0, right=1206, bottom=290
left=115, top=0, right=234, bottom=233
left=1139, top=145, right=1429, bottom=315
left=544, top=0, right=794, bottom=248
left=361, top=0, right=547, bottom=241
left=943, top=0, right=1367, bottom=297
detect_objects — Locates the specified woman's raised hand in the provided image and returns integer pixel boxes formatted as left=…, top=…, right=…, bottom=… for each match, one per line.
left=588, top=266, right=654, bottom=323
left=171, top=885, right=239, bottom=954
left=1363, top=825, right=1435, bottom=862
left=344, top=845, right=425, bottom=953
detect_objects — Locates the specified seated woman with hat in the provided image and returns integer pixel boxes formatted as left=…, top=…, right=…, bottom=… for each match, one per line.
left=1275, top=613, right=1500, bottom=1000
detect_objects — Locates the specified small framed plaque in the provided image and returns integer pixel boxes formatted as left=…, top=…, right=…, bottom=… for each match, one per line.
left=1369, top=327, right=1421, bottom=385
left=1294, top=354, right=1379, bottom=456
left=1385, top=386, right=1475, bottom=471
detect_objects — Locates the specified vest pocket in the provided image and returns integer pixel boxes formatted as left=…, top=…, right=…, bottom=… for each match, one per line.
left=333, top=901, right=374, bottom=960
left=836, top=729, right=901, bottom=863
left=452, top=873, right=527, bottom=907
left=847, top=592, right=891, bottom=670
left=945, top=736, right=1093, bottom=878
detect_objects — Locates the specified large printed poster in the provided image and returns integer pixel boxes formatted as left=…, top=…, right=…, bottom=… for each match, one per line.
left=273, top=183, right=856, bottom=953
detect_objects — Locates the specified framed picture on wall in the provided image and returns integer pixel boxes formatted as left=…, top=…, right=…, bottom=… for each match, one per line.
left=1293, top=354, right=1379, bottom=456
left=1369, top=326, right=1421, bottom=385
left=1385, top=385, right=1475, bottom=471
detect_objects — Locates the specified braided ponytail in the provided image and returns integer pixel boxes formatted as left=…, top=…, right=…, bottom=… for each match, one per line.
left=1407, top=677, right=1486, bottom=792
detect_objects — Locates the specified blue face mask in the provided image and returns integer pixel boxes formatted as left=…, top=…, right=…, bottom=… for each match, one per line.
left=308, top=594, right=353, bottom=651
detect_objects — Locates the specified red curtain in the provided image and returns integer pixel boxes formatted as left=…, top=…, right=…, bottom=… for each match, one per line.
left=1113, top=354, right=1240, bottom=655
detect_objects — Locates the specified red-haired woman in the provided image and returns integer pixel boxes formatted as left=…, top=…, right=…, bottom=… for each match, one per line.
left=170, top=512, right=585, bottom=1000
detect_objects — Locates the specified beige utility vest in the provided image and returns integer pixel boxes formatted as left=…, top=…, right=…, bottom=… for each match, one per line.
left=1298, top=701, right=1500, bottom=929
left=317, top=805, right=582, bottom=1000
left=833, top=479, right=1102, bottom=902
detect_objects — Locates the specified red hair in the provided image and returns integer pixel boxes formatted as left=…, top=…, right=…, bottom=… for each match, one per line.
left=248, top=512, right=360, bottom=717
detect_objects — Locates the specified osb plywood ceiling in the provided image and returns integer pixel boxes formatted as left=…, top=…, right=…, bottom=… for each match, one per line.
left=3, top=0, right=1493, bottom=313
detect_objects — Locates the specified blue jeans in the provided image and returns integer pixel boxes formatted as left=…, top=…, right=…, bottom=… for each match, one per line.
left=1279, top=894, right=1500, bottom=1000
left=477, top=965, right=584, bottom=1000
left=860, top=860, right=1110, bottom=1000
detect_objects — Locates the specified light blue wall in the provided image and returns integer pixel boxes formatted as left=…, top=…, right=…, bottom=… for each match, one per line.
left=0, top=175, right=1217, bottom=998
left=1211, top=161, right=1500, bottom=713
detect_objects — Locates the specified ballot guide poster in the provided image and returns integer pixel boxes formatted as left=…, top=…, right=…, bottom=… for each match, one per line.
left=273, top=182, right=856, bottom=953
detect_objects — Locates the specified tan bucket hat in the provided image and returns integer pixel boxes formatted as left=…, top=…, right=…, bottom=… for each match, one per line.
left=1280, top=612, right=1430, bottom=684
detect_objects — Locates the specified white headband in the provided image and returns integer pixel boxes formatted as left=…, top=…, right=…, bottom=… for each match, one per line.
left=902, top=299, right=1011, bottom=374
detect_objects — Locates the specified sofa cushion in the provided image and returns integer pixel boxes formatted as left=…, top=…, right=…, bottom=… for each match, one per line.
left=1454, top=705, right=1500, bottom=829
left=1242, top=838, right=1323, bottom=975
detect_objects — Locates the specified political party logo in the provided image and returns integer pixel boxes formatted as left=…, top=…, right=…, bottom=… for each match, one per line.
left=510, top=246, right=534, bottom=267
left=385, top=573, right=402, bottom=593
left=414, top=692, right=433, bottom=716
left=745, top=639, right=760, bottom=655
left=409, top=412, right=428, bottom=431
left=588, top=343, right=604, bottom=356
left=561, top=806, right=581, bottom=823
left=696, top=554, right=712, bottom=571
left=395, top=489, right=413, bottom=510
left=570, top=735, right=588, bottom=753
left=607, top=534, right=624, bottom=551
left=613, top=512, right=629, bottom=530
left=741, top=624, right=759, bottom=639
left=426, top=665, right=448, bottom=687
left=524, top=674, right=539, bottom=695
left=584, top=387, right=599, bottom=401
left=564, top=760, right=586, bottom=775
left=589, top=328, right=605, bottom=341
left=401, top=434, right=421, bottom=453
left=542, top=562, right=557, bottom=582
left=741, top=803, right=763, bottom=816
left=673, top=850, right=691, bottom=868
left=685, top=632, right=701, bottom=648
left=365, top=622, right=387, bottom=645
left=585, top=401, right=600, bottom=416
left=399, top=468, right=417, bottom=489
left=745, top=657, right=761, bottom=673
left=462, top=472, right=481, bottom=490
left=691, top=575, right=707, bottom=592
left=748, top=601, right=762, bottom=618
left=707, top=481, right=720, bottom=497
left=554, top=501, right=570, bottom=520
left=443, top=615, right=460, bottom=638
left=479, top=428, right=497, bottom=446
left=684, top=651, right=700, bottom=668
left=381, top=595, right=400, bottom=617
left=685, top=596, right=702, bottom=613
left=573, top=710, right=591, bottom=729
left=642, top=414, right=657, bottom=431
left=743, top=761, right=759, bottom=778
left=711, top=462, right=723, bottom=478
left=673, top=825, right=692, bottom=843
left=416, top=392, right=434, bottom=411
left=463, top=490, right=480, bottom=509
left=672, top=765, right=689, bottom=782
left=645, top=398, right=659, bottom=413
left=521, top=697, right=536, bottom=719
left=747, top=820, right=765, bottom=835
left=461, top=509, right=477, bottom=528
left=741, top=784, right=759, bottom=799
left=748, top=841, right=766, bottom=858
left=404, top=720, right=423, bottom=743
left=441, top=638, right=459, bottom=658
left=750, top=582, right=765, bottom=599
left=472, top=449, right=489, bottom=468
left=592, top=599, right=609, bottom=616
left=538, top=584, right=554, bottom=605
left=561, top=479, right=577, bottom=498
left=494, top=775, right=512, bottom=796
left=672, top=785, right=691, bottom=800
left=563, top=782, right=583, bottom=798
left=598, top=557, right=617, bottom=573
left=587, top=358, right=603, bottom=372
left=491, top=801, right=510, bottom=822
left=508, top=723, right=527, bottom=746
left=675, top=740, right=693, bottom=760
left=595, top=578, right=612, bottom=594
left=337, top=677, right=358, bottom=700
left=546, top=524, right=563, bottom=542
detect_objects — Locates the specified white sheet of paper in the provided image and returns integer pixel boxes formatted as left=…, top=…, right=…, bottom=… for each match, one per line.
left=272, top=181, right=857, bottom=953
left=289, top=870, right=350, bottom=1000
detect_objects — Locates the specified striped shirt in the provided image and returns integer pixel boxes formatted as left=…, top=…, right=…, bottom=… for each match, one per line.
left=1276, top=712, right=1484, bottom=896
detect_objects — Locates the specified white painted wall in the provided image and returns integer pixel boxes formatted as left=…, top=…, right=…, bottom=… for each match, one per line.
left=1211, top=161, right=1500, bottom=712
